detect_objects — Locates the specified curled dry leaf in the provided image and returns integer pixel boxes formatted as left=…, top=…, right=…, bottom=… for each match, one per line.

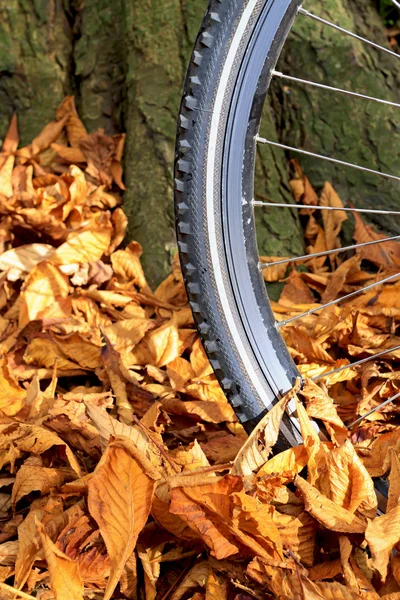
left=36, top=518, right=84, bottom=600
left=230, top=394, right=291, bottom=477
left=365, top=506, right=400, bottom=582
left=294, top=476, right=367, bottom=534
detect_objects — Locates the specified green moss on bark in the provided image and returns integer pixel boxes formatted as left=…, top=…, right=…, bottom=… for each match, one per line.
left=0, top=0, right=73, bottom=145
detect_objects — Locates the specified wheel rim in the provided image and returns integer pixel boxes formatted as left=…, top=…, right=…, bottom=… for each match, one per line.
left=217, top=0, right=400, bottom=438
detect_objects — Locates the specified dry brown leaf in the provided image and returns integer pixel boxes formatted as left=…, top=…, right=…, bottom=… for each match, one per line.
left=0, top=244, right=55, bottom=280
left=36, top=518, right=84, bottom=600
left=301, top=379, right=348, bottom=444
left=169, top=476, right=241, bottom=560
left=321, top=255, right=361, bottom=303
left=279, top=270, right=316, bottom=306
left=319, top=182, right=347, bottom=258
left=56, top=97, right=88, bottom=148
left=354, top=211, right=400, bottom=268
left=324, top=440, right=377, bottom=518
left=88, top=439, right=156, bottom=600
left=259, top=257, right=290, bottom=283
left=0, top=358, right=26, bottom=416
left=170, top=561, right=209, bottom=600
left=388, top=449, right=400, bottom=513
left=51, top=224, right=112, bottom=266
left=230, top=394, right=291, bottom=477
left=30, top=114, right=70, bottom=156
left=12, top=466, right=75, bottom=507
left=206, top=568, right=228, bottom=600
left=294, top=476, right=367, bottom=533
left=19, top=261, right=70, bottom=329
left=2, top=114, right=19, bottom=155
left=365, top=505, right=400, bottom=581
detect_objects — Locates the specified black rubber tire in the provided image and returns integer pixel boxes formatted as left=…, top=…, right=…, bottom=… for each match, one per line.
left=174, top=0, right=303, bottom=440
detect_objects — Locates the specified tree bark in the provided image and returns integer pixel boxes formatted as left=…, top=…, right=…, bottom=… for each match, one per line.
left=0, top=0, right=398, bottom=284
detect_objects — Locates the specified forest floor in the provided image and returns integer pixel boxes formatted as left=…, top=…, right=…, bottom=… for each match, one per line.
left=0, top=101, right=399, bottom=600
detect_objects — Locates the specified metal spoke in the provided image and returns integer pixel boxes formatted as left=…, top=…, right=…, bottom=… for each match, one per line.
left=272, top=70, right=400, bottom=109
left=391, top=0, right=400, bottom=9
left=277, top=271, right=400, bottom=327
left=253, top=200, right=400, bottom=217
left=298, top=8, right=400, bottom=60
left=260, top=234, right=400, bottom=269
left=312, top=344, right=400, bottom=381
left=348, top=391, right=400, bottom=428
left=256, top=138, right=400, bottom=183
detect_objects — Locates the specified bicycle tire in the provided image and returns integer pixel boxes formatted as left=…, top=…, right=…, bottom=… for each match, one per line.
left=174, top=0, right=302, bottom=440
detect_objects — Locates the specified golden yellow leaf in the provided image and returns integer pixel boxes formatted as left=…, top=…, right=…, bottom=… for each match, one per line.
left=206, top=568, right=228, bottom=600
left=294, top=476, right=367, bottom=533
left=30, top=114, right=69, bottom=156
left=300, top=379, right=348, bottom=444
left=166, top=357, right=196, bottom=390
left=36, top=518, right=84, bottom=600
left=174, top=440, right=210, bottom=471
left=16, top=424, right=81, bottom=476
left=56, top=97, right=88, bottom=148
left=111, top=241, right=151, bottom=294
left=294, top=396, right=328, bottom=489
left=272, top=510, right=317, bottom=567
left=285, top=326, right=335, bottom=363
left=388, top=449, right=400, bottom=513
left=248, top=558, right=361, bottom=600
left=359, top=429, right=400, bottom=477
left=23, top=338, right=81, bottom=371
left=354, top=212, right=400, bottom=268
left=0, top=155, right=14, bottom=198
left=12, top=466, right=76, bottom=508
left=190, top=339, right=213, bottom=378
left=103, top=315, right=153, bottom=353
left=19, top=261, right=70, bottom=329
left=256, top=445, right=308, bottom=484
left=321, top=255, right=361, bottom=303
left=2, top=114, right=19, bottom=155
left=325, top=440, right=377, bottom=518
left=230, top=394, right=291, bottom=477
left=85, top=402, right=163, bottom=474
left=129, top=315, right=181, bottom=367
left=0, top=541, right=18, bottom=565
left=88, top=439, right=156, bottom=600
left=15, top=498, right=83, bottom=589
left=169, top=476, right=241, bottom=560
left=0, top=244, right=55, bottom=281
left=232, top=491, right=283, bottom=558
left=0, top=358, right=26, bottom=416
left=108, top=207, right=128, bottom=254
left=160, top=397, right=236, bottom=424
left=280, top=270, right=316, bottom=306
left=51, top=143, right=86, bottom=163
left=170, top=562, right=209, bottom=600
left=259, top=257, right=290, bottom=283
left=319, top=182, right=347, bottom=257
left=151, top=481, right=197, bottom=540
left=365, top=505, right=400, bottom=582
left=51, top=224, right=112, bottom=266
left=308, top=560, right=342, bottom=581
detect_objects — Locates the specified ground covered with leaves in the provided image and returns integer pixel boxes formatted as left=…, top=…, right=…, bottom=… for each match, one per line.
left=0, top=102, right=399, bottom=600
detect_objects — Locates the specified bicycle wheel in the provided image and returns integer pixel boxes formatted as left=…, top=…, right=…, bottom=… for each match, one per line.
left=174, top=0, right=400, bottom=448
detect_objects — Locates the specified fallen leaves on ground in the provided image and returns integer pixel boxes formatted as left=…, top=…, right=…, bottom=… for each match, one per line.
left=0, top=102, right=399, bottom=600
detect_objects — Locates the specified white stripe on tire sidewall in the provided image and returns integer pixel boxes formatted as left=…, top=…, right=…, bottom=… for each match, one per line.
left=206, top=0, right=274, bottom=410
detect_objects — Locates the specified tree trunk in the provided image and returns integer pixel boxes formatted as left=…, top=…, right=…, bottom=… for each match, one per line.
left=0, top=0, right=398, bottom=284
